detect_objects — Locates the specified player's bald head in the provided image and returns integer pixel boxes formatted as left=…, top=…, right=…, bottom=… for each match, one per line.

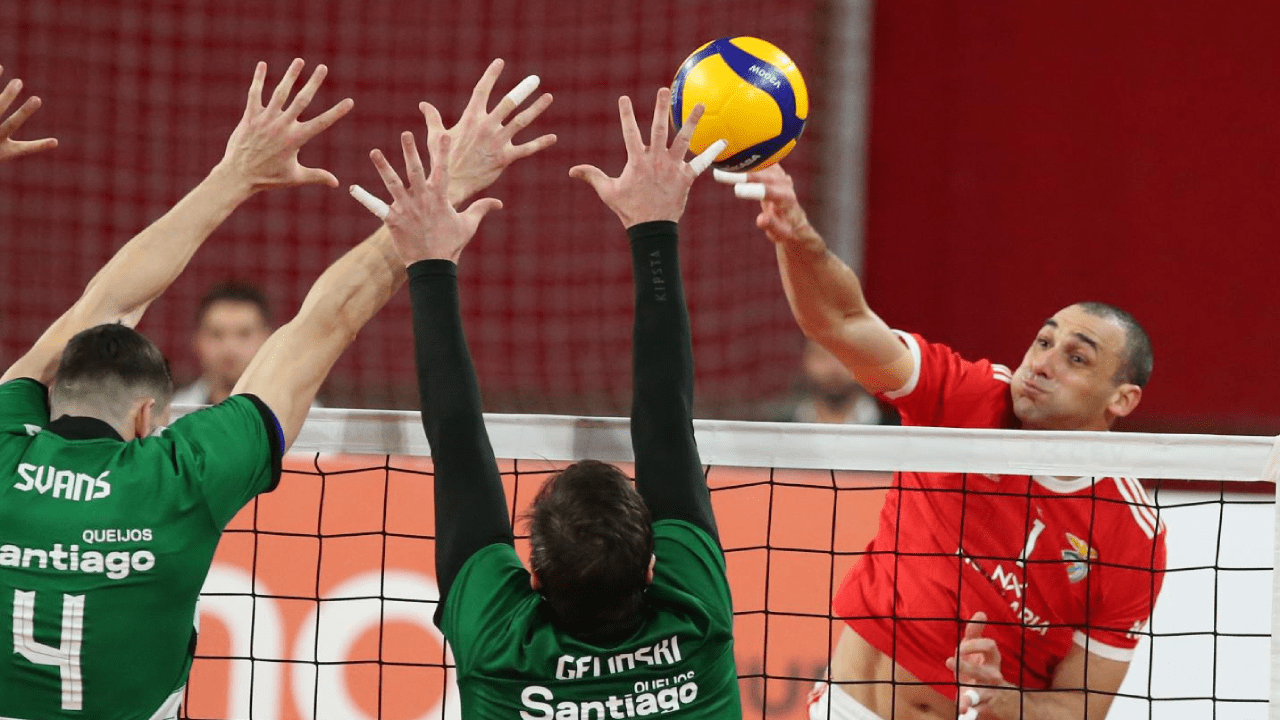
left=1067, top=302, right=1152, bottom=388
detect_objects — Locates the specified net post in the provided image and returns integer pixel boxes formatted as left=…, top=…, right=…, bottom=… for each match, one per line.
left=1266, top=435, right=1280, bottom=720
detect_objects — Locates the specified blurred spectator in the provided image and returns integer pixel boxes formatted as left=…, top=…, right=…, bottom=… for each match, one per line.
left=173, top=281, right=282, bottom=406
left=783, top=339, right=896, bottom=425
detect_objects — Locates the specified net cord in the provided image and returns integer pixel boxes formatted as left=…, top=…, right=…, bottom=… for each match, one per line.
left=169, top=405, right=1280, bottom=481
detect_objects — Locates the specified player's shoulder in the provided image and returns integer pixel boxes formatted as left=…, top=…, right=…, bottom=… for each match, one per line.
left=1095, top=476, right=1167, bottom=541
left=654, top=520, right=724, bottom=566
left=165, top=394, right=279, bottom=442
left=885, top=331, right=1014, bottom=426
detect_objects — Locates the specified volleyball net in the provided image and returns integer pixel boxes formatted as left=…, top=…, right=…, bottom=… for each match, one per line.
left=179, top=409, right=1276, bottom=720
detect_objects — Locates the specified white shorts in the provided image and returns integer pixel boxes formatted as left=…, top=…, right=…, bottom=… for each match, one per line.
left=807, top=680, right=887, bottom=720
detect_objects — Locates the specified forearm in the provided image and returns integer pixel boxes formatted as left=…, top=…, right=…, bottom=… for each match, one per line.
left=986, top=687, right=1096, bottom=720
left=80, top=163, right=253, bottom=321
left=774, top=230, right=874, bottom=343
left=628, top=221, right=717, bottom=541
left=408, top=260, right=512, bottom=602
left=233, top=227, right=404, bottom=445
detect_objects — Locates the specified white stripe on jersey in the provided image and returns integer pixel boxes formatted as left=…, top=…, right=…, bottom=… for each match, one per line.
left=1073, top=631, right=1136, bottom=662
left=991, top=364, right=1012, bottom=384
left=1119, top=476, right=1164, bottom=533
left=1113, top=477, right=1158, bottom=539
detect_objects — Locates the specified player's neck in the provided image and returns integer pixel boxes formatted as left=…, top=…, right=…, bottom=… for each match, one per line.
left=49, top=403, right=132, bottom=440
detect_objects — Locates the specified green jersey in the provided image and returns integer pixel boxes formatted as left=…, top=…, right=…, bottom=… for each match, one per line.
left=0, top=378, right=282, bottom=720
left=443, top=520, right=741, bottom=719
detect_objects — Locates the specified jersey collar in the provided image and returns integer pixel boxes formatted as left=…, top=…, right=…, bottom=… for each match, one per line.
left=48, top=415, right=125, bottom=442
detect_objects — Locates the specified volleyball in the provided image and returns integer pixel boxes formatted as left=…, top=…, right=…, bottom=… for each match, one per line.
left=671, top=36, right=809, bottom=172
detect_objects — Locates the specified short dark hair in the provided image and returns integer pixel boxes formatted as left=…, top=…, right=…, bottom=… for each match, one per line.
left=51, top=323, right=174, bottom=413
left=1074, top=301, right=1153, bottom=388
left=197, top=281, right=271, bottom=325
left=527, top=460, right=655, bottom=635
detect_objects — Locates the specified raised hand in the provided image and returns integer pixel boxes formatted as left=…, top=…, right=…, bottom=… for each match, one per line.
left=419, top=58, right=557, bottom=207
left=569, top=87, right=725, bottom=227
left=217, top=59, right=353, bottom=193
left=0, top=66, right=58, bottom=162
left=713, top=164, right=820, bottom=246
left=368, top=131, right=502, bottom=266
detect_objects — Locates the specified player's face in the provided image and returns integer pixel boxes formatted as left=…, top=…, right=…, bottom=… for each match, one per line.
left=194, top=301, right=271, bottom=388
left=1010, top=305, right=1139, bottom=430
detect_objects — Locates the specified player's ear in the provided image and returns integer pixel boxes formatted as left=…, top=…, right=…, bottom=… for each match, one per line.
left=131, top=397, right=157, bottom=440
left=645, top=554, right=655, bottom=586
left=1107, top=383, right=1142, bottom=421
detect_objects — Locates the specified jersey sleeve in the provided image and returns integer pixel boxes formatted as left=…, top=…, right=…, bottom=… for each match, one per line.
left=878, top=331, right=1015, bottom=428
left=0, top=378, right=49, bottom=433
left=652, top=520, right=734, bottom=628
left=1077, top=485, right=1168, bottom=661
left=165, top=393, right=284, bottom=528
left=440, top=543, right=534, bottom=674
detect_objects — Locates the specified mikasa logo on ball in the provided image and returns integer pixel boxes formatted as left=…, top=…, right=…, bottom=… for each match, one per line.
left=723, top=154, right=762, bottom=172
left=747, top=64, right=782, bottom=88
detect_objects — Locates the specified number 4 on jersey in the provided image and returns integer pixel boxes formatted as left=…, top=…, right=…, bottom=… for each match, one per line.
left=12, top=589, right=85, bottom=711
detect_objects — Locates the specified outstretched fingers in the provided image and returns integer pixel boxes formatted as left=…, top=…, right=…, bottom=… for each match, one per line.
left=243, top=62, right=268, bottom=117
left=370, top=148, right=408, bottom=203
left=401, top=130, right=426, bottom=187
left=618, top=96, right=644, bottom=158
left=501, top=91, right=554, bottom=142
left=494, top=74, right=540, bottom=122
left=671, top=102, right=704, bottom=159
left=284, top=63, right=329, bottom=120
left=687, top=138, right=727, bottom=176
left=266, top=58, right=305, bottom=111
left=299, top=97, right=354, bottom=140
left=0, top=96, right=41, bottom=140
left=427, top=134, right=453, bottom=188
left=0, top=78, right=22, bottom=117
left=467, top=58, right=505, bottom=116
left=350, top=184, right=390, bottom=220
left=649, top=87, right=671, bottom=151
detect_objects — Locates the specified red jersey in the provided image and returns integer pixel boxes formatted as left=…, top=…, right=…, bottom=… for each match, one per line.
left=833, top=332, right=1167, bottom=697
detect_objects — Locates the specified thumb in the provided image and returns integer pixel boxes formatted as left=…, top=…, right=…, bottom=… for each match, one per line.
left=568, top=164, right=609, bottom=192
left=461, top=197, right=503, bottom=225
left=420, top=101, right=446, bottom=139
left=298, top=165, right=340, bottom=188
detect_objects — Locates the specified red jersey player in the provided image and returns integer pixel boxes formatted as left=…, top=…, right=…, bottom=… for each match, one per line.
left=721, top=166, right=1166, bottom=720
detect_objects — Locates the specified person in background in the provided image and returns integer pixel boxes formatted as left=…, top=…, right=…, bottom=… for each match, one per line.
left=173, top=281, right=275, bottom=406
left=785, top=338, right=894, bottom=425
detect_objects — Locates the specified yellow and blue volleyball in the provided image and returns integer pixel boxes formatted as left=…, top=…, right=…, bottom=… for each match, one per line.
left=671, top=37, right=809, bottom=172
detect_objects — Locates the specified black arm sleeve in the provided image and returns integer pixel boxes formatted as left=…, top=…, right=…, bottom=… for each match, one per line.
left=628, top=221, right=719, bottom=543
left=408, top=260, right=514, bottom=613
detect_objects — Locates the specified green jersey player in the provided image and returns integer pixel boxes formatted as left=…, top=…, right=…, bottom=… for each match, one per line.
left=366, top=87, right=742, bottom=718
left=0, top=57, right=554, bottom=720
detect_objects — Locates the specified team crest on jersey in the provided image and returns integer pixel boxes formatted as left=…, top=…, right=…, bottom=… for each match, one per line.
left=1061, top=533, right=1097, bottom=583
